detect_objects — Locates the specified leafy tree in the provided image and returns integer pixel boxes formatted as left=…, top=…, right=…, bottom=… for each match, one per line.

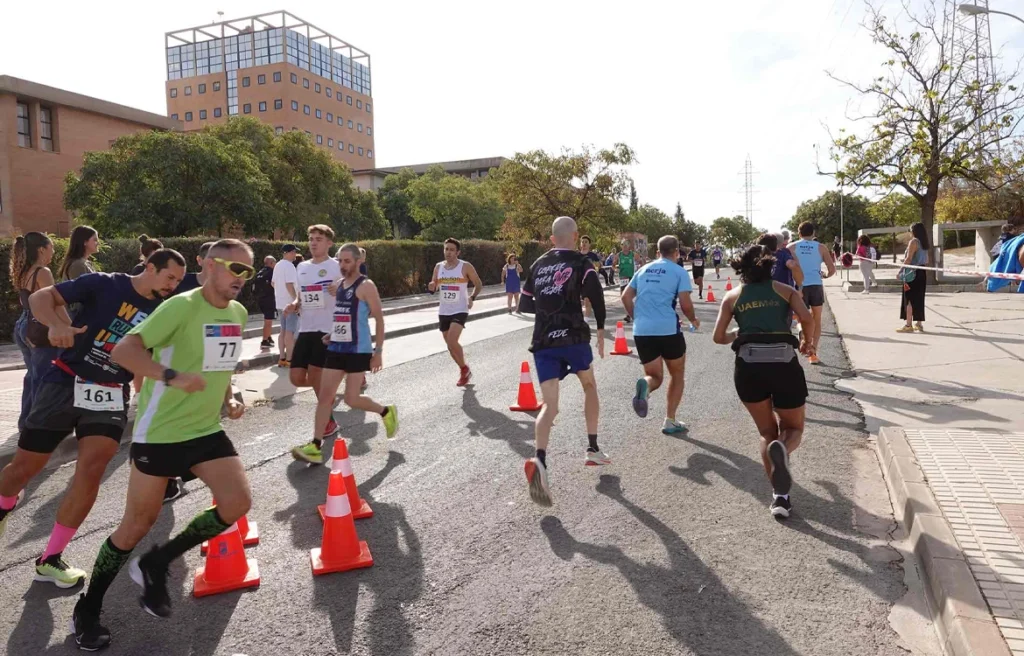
left=710, top=215, right=762, bottom=248
left=627, top=204, right=674, bottom=243
left=669, top=202, right=709, bottom=246
left=629, top=182, right=639, bottom=213
left=494, top=143, right=637, bottom=241
left=377, top=168, right=420, bottom=239
left=674, top=202, right=684, bottom=223
left=786, top=190, right=874, bottom=245
left=868, top=192, right=919, bottom=260
left=824, top=1, right=1024, bottom=278
left=406, top=166, right=505, bottom=242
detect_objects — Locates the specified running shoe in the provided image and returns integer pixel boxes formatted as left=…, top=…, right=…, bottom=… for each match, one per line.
left=457, top=366, right=472, bottom=387
left=524, top=457, right=552, bottom=507
left=770, top=496, right=792, bottom=518
left=915, top=322, right=925, bottom=332
left=661, top=418, right=688, bottom=435
left=808, top=354, right=820, bottom=365
left=632, top=378, right=649, bottom=418
left=162, top=478, right=185, bottom=504
left=292, top=441, right=324, bottom=464
left=267, top=336, right=275, bottom=346
left=71, top=594, right=110, bottom=652
left=260, top=339, right=272, bottom=350
left=585, top=450, right=612, bottom=466
left=767, top=440, right=792, bottom=495
left=0, top=490, right=24, bottom=540
left=35, top=554, right=87, bottom=588
left=323, top=417, right=338, bottom=439
left=624, top=315, right=633, bottom=323
left=130, top=551, right=171, bottom=618
left=382, top=404, right=399, bottom=439
left=278, top=358, right=290, bottom=367
left=896, top=325, right=915, bottom=333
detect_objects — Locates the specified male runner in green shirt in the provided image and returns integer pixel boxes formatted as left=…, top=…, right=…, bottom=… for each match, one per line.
left=614, top=240, right=636, bottom=323
left=69, top=239, right=255, bottom=651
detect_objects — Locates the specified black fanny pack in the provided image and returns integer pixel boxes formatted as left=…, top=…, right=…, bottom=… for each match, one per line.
left=736, top=343, right=795, bottom=363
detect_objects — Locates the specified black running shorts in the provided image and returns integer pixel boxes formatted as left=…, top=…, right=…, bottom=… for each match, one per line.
left=131, top=431, right=239, bottom=478
left=733, top=357, right=808, bottom=409
left=324, top=352, right=372, bottom=373
left=802, top=285, right=825, bottom=308
left=19, top=381, right=128, bottom=453
left=691, top=267, right=705, bottom=280
left=439, top=313, right=468, bottom=332
left=634, top=333, right=687, bottom=364
left=291, top=331, right=329, bottom=369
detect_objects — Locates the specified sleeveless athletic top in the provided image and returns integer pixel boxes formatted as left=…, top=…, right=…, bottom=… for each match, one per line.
left=793, top=240, right=824, bottom=286
left=436, top=259, right=469, bottom=316
left=505, top=264, right=521, bottom=292
left=328, top=276, right=372, bottom=354
left=618, top=252, right=635, bottom=279
left=733, top=281, right=792, bottom=337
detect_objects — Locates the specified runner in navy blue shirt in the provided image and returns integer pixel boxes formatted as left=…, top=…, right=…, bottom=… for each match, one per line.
left=171, top=241, right=214, bottom=297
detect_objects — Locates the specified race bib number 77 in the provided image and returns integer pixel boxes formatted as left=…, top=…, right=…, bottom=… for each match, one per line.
left=203, top=324, right=243, bottom=372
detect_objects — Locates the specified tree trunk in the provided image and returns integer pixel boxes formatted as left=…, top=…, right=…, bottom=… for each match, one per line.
left=921, top=190, right=938, bottom=284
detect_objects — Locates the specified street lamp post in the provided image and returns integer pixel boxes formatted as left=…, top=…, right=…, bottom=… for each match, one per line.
left=958, top=3, right=1024, bottom=27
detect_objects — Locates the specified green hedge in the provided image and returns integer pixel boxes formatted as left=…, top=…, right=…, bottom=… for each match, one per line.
left=1, top=237, right=548, bottom=343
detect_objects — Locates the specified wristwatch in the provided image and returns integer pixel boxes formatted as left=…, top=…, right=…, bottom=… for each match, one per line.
left=162, top=368, right=178, bottom=385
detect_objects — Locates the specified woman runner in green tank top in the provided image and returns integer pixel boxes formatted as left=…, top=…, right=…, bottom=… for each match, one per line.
left=712, top=244, right=815, bottom=520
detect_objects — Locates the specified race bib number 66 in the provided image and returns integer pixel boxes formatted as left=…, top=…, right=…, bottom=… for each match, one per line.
left=331, top=314, right=353, bottom=342
left=203, top=324, right=243, bottom=372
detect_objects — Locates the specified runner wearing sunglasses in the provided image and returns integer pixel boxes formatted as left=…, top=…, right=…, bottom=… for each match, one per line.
left=70, top=240, right=254, bottom=650
left=0, top=250, right=185, bottom=589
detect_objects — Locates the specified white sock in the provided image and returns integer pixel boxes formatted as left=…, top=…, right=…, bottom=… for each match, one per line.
left=773, top=494, right=789, bottom=501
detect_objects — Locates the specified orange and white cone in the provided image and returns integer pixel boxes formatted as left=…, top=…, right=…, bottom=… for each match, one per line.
left=706, top=285, right=716, bottom=303
left=201, top=499, right=258, bottom=554
left=610, top=321, right=632, bottom=356
left=193, top=520, right=260, bottom=597
left=319, top=439, right=372, bottom=520
left=311, top=472, right=373, bottom=575
left=509, top=361, right=543, bottom=412
left=725, top=277, right=733, bottom=291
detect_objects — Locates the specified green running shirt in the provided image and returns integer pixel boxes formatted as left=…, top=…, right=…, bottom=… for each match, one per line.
left=618, top=252, right=635, bottom=279
left=733, top=281, right=791, bottom=337
left=128, top=288, right=248, bottom=444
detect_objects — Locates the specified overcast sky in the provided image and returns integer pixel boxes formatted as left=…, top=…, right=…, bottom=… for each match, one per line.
left=4, top=0, right=1024, bottom=230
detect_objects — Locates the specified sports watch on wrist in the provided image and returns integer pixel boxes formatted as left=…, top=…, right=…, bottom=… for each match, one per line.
left=162, top=368, right=178, bottom=385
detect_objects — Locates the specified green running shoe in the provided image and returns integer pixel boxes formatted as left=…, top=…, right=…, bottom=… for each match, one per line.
left=383, top=405, right=399, bottom=439
left=35, top=554, right=87, bottom=588
left=291, top=441, right=323, bottom=464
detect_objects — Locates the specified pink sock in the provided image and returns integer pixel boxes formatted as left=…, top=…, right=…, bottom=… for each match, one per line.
left=0, top=495, right=17, bottom=511
left=40, top=522, right=77, bottom=561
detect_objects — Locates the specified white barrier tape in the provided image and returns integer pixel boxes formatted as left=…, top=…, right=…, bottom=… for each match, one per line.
left=853, top=256, right=1024, bottom=281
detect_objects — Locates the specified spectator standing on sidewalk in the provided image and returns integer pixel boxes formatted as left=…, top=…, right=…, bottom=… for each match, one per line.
left=272, top=244, right=299, bottom=366
left=254, top=255, right=277, bottom=350
left=358, top=247, right=368, bottom=276
left=856, top=235, right=876, bottom=294
left=502, top=253, right=523, bottom=314
left=832, top=236, right=842, bottom=261
left=12, top=232, right=61, bottom=433
left=897, top=222, right=929, bottom=333
left=130, top=236, right=164, bottom=275
left=58, top=226, right=99, bottom=283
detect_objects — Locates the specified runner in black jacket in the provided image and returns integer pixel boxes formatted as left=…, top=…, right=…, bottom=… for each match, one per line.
left=518, top=216, right=607, bottom=506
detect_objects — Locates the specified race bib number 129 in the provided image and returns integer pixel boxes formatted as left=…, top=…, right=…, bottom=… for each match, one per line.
left=440, top=285, right=461, bottom=306
left=203, top=324, right=243, bottom=372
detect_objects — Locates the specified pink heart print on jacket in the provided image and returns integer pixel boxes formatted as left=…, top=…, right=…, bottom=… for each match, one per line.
left=553, top=266, right=573, bottom=287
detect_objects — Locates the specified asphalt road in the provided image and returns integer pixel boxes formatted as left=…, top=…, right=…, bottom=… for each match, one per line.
left=1, top=296, right=924, bottom=655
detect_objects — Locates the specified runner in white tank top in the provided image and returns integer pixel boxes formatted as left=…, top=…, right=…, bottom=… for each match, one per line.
left=428, top=238, right=483, bottom=386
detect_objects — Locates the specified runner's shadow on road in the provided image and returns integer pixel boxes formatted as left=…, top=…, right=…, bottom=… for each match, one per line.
left=461, top=387, right=537, bottom=459
left=540, top=475, right=799, bottom=655
left=333, top=409, right=379, bottom=457
left=6, top=582, right=80, bottom=655
left=668, top=434, right=903, bottom=604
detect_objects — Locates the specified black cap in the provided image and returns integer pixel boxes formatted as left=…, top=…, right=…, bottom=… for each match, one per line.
left=281, top=244, right=297, bottom=253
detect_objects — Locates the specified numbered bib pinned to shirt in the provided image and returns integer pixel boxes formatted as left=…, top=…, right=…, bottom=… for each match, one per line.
left=74, top=378, right=124, bottom=412
left=331, top=314, right=353, bottom=343
left=693, top=259, right=704, bottom=267
left=440, top=284, right=462, bottom=308
left=203, top=324, right=243, bottom=372
left=301, top=284, right=325, bottom=309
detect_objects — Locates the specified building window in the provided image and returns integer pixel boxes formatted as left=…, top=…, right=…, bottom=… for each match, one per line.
left=346, top=95, right=353, bottom=105
left=199, top=109, right=207, bottom=120
left=292, top=100, right=299, bottom=111
left=184, top=86, right=192, bottom=96
left=367, top=150, right=373, bottom=158
left=213, top=81, right=221, bottom=92
left=275, top=126, right=284, bottom=135
left=170, top=88, right=178, bottom=98
left=258, top=74, right=266, bottom=85
left=171, top=113, right=179, bottom=120
left=338, top=141, right=344, bottom=151
left=243, top=103, right=251, bottom=114
left=367, top=126, right=372, bottom=136
left=347, top=119, right=353, bottom=129
left=316, top=109, right=322, bottom=119
left=214, top=107, right=222, bottom=117
left=328, top=138, right=334, bottom=147
left=357, top=100, right=362, bottom=109
left=303, top=78, right=310, bottom=89
left=315, top=83, right=321, bottom=93
left=305, top=130, right=311, bottom=136
left=317, top=135, right=323, bottom=144
left=40, top=107, right=55, bottom=151
left=349, top=144, right=354, bottom=153
left=259, top=101, right=267, bottom=112
left=326, top=88, right=332, bottom=98
left=242, top=76, right=250, bottom=87
left=274, top=99, right=283, bottom=110
left=327, top=112, right=333, bottom=122
left=337, top=116, right=343, bottom=126
left=358, top=147, right=364, bottom=156
left=185, top=111, right=193, bottom=122
left=274, top=72, right=282, bottom=83
left=367, top=104, right=372, bottom=114
left=357, top=123, right=363, bottom=133
left=290, top=72, right=297, bottom=84
left=337, top=95, right=343, bottom=104
left=304, top=105, right=310, bottom=115
left=198, top=83, right=206, bottom=94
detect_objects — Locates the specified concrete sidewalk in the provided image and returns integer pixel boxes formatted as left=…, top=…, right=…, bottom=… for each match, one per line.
left=825, top=273, right=1024, bottom=655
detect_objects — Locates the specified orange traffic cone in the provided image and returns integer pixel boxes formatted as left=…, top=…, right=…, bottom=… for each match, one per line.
left=706, top=285, right=716, bottom=303
left=610, top=321, right=633, bottom=356
left=193, top=520, right=260, bottom=597
left=725, top=277, right=733, bottom=291
left=509, top=361, right=543, bottom=412
left=311, top=472, right=374, bottom=575
left=200, top=500, right=258, bottom=554
left=318, top=439, right=372, bottom=520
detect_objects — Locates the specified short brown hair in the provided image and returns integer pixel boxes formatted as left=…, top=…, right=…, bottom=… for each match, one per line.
left=444, top=237, right=461, bottom=252
left=580, top=235, right=592, bottom=244
left=308, top=224, right=335, bottom=240
left=208, top=238, right=253, bottom=260
left=657, top=235, right=679, bottom=257
left=798, top=221, right=815, bottom=237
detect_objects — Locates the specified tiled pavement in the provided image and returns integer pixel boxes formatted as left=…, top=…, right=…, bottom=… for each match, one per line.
left=906, top=429, right=1024, bottom=655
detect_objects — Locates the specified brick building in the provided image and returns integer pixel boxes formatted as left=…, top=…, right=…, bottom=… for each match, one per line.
left=0, top=76, right=181, bottom=238
left=165, top=11, right=375, bottom=171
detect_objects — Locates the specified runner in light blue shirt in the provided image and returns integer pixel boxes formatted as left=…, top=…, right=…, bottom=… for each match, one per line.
left=628, top=256, right=692, bottom=336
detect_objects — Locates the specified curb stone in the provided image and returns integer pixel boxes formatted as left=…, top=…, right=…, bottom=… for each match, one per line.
left=878, top=426, right=1011, bottom=656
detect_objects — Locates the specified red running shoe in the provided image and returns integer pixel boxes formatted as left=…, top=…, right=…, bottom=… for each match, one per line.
left=456, top=366, right=472, bottom=387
